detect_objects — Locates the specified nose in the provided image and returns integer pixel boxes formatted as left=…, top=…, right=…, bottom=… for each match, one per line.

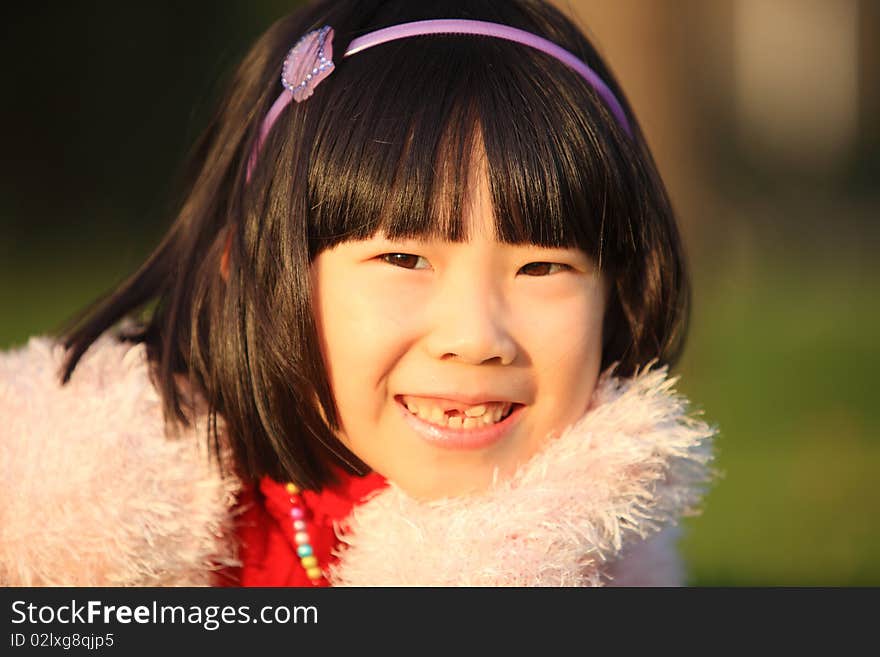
left=423, top=275, right=517, bottom=366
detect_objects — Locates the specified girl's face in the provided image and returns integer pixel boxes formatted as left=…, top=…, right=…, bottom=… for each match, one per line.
left=311, top=163, right=608, bottom=500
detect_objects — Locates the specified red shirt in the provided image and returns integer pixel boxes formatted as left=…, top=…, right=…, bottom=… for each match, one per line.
left=217, top=471, right=388, bottom=587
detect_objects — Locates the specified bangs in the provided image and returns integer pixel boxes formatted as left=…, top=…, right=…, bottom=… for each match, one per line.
left=305, top=36, right=639, bottom=270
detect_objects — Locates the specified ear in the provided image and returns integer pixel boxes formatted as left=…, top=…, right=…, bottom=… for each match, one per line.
left=220, top=228, right=233, bottom=282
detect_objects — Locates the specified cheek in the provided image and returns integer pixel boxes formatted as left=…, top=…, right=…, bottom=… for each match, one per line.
left=517, top=284, right=606, bottom=407
left=319, top=280, right=419, bottom=373
left=313, top=268, right=423, bottom=429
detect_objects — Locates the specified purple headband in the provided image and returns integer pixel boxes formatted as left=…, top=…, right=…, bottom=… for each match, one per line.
left=247, top=19, right=632, bottom=180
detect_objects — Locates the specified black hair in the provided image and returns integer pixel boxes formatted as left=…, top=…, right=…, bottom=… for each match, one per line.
left=58, top=0, right=689, bottom=491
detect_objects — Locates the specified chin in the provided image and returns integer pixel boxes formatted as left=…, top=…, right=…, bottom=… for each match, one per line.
left=392, top=457, right=523, bottom=501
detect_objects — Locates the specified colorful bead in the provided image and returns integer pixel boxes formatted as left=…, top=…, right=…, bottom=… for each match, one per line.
left=286, top=480, right=325, bottom=583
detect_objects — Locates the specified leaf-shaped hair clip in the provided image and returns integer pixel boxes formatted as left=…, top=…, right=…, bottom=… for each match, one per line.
left=247, top=26, right=335, bottom=181
left=282, top=25, right=336, bottom=102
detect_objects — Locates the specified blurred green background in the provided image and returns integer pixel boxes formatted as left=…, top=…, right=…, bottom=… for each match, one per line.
left=2, top=1, right=877, bottom=585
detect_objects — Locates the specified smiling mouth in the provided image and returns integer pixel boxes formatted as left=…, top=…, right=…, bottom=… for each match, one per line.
left=396, top=396, right=525, bottom=450
left=396, top=395, right=519, bottom=430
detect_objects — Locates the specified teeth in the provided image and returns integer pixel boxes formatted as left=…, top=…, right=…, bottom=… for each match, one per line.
left=405, top=398, right=516, bottom=430
left=464, top=404, right=487, bottom=417
left=413, top=405, right=445, bottom=426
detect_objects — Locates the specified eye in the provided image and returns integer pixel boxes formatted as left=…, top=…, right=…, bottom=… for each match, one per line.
left=380, top=253, right=431, bottom=270
left=518, top=262, right=572, bottom=276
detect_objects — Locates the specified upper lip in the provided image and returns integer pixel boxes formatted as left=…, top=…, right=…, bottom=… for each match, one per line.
left=396, top=393, right=525, bottom=409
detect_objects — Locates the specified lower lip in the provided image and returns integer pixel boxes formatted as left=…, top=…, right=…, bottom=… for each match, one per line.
left=397, top=400, right=524, bottom=450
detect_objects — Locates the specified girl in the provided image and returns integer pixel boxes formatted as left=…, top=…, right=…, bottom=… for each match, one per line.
left=0, top=0, right=714, bottom=586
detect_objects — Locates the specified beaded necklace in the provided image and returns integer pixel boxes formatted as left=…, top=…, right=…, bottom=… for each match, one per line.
left=284, top=482, right=323, bottom=585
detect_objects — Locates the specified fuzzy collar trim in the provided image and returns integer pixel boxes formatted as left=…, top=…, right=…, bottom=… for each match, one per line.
left=327, top=365, right=715, bottom=586
left=0, top=335, right=715, bottom=587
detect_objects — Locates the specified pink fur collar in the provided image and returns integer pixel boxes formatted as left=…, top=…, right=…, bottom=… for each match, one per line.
left=328, top=365, right=715, bottom=586
left=0, top=335, right=714, bottom=586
